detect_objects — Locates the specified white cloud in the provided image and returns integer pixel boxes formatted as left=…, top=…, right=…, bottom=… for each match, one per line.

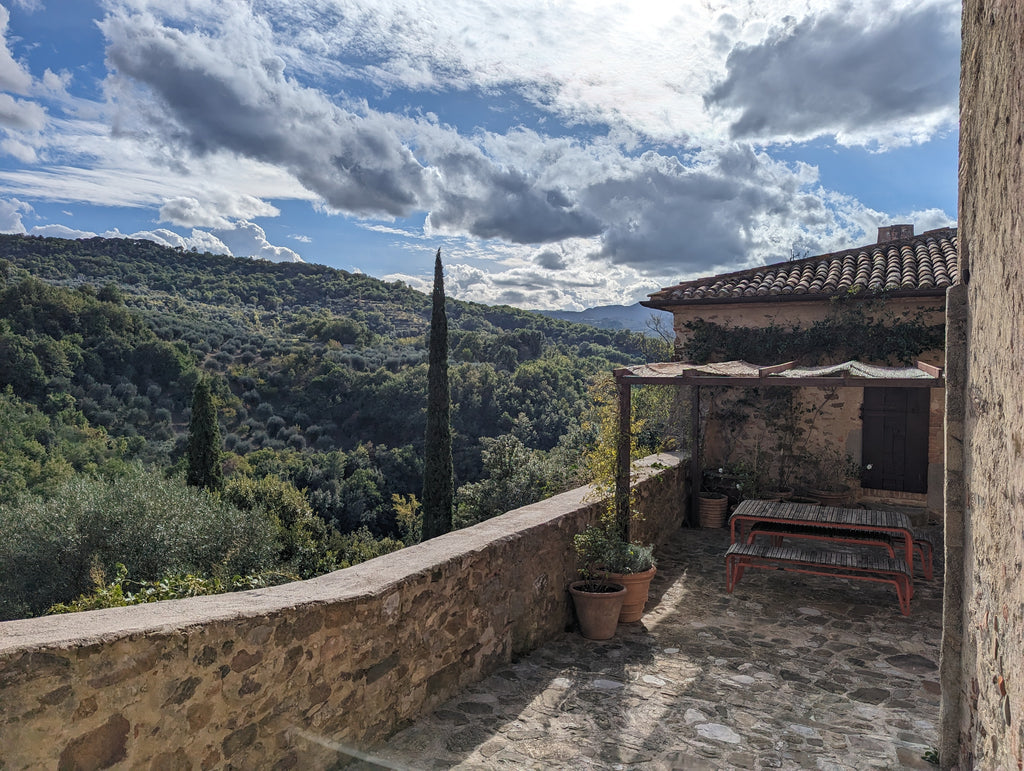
left=159, top=194, right=279, bottom=229
left=30, top=223, right=94, bottom=238
left=1, top=135, right=36, bottom=161
left=0, top=6, right=32, bottom=93
left=211, top=220, right=303, bottom=263
left=704, top=2, right=960, bottom=148
left=0, top=196, right=30, bottom=232
left=0, top=91, right=46, bottom=130
left=0, top=6, right=48, bottom=131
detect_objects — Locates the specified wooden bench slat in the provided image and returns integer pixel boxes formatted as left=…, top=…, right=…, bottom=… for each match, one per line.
left=725, top=541, right=912, bottom=615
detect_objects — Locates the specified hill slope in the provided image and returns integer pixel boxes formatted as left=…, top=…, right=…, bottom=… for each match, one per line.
left=0, top=234, right=666, bottom=535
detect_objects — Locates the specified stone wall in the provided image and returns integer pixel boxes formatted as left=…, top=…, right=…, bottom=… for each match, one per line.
left=667, top=295, right=947, bottom=369
left=0, top=453, right=686, bottom=770
left=946, top=1, right=1024, bottom=768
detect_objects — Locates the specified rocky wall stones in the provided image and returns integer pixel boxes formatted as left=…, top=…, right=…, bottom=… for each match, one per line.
left=0, top=453, right=686, bottom=769
left=955, top=1, right=1024, bottom=768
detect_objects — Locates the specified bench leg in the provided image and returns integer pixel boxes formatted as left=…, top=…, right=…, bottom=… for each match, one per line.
left=725, top=555, right=746, bottom=592
left=895, top=576, right=912, bottom=616
left=915, top=540, right=934, bottom=580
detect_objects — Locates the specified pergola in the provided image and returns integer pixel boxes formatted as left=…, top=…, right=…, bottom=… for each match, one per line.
left=611, top=360, right=946, bottom=536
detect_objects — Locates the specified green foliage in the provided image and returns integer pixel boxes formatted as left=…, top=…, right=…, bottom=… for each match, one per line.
left=571, top=375, right=661, bottom=576
left=186, top=376, right=223, bottom=490
left=422, top=249, right=453, bottom=540
left=0, top=387, right=126, bottom=503
left=573, top=524, right=654, bottom=581
left=392, top=494, right=422, bottom=545
left=222, top=473, right=336, bottom=578
left=0, top=233, right=660, bottom=608
left=0, top=466, right=278, bottom=619
left=327, top=526, right=405, bottom=568
left=47, top=562, right=294, bottom=614
left=682, top=305, right=945, bottom=366
left=454, top=432, right=580, bottom=528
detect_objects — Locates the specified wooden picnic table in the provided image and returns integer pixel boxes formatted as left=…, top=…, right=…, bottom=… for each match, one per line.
left=725, top=499, right=919, bottom=615
left=729, top=499, right=916, bottom=569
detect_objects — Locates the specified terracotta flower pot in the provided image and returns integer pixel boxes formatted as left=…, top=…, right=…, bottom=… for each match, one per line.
left=606, top=566, right=657, bottom=623
left=698, top=493, right=729, bottom=528
left=568, top=581, right=626, bottom=640
left=807, top=487, right=850, bottom=507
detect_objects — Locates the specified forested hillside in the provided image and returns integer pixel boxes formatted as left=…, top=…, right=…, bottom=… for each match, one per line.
left=0, top=234, right=669, bottom=619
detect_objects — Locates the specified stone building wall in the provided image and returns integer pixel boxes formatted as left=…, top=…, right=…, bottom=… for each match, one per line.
left=0, top=454, right=687, bottom=770
left=659, top=295, right=946, bottom=513
left=944, top=1, right=1024, bottom=768
left=667, top=296, right=947, bottom=368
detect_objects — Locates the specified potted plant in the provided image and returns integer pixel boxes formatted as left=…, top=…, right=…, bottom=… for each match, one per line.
left=573, top=523, right=656, bottom=625
left=802, top=446, right=861, bottom=506
left=698, top=489, right=729, bottom=528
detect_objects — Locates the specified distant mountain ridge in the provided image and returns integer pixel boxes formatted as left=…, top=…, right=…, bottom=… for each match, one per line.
left=535, top=303, right=665, bottom=334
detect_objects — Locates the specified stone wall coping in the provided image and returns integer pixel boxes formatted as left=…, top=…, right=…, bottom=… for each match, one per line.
left=0, top=452, right=685, bottom=654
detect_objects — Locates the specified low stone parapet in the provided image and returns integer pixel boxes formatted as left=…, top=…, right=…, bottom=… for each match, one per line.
left=0, top=452, right=686, bottom=769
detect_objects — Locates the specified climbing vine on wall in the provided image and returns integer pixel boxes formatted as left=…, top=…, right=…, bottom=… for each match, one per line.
left=681, top=303, right=945, bottom=366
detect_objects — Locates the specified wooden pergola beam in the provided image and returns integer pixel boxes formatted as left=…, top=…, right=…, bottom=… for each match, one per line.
left=616, top=375, right=944, bottom=388
left=616, top=378, right=631, bottom=541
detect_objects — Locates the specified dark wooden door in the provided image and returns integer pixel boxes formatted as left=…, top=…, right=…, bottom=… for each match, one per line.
left=861, top=387, right=929, bottom=493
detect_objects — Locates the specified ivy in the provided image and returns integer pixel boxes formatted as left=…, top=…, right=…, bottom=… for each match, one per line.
left=681, top=304, right=944, bottom=365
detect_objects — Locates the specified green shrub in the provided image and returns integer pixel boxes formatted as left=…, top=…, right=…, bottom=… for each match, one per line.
left=0, top=465, right=278, bottom=619
left=47, top=562, right=295, bottom=614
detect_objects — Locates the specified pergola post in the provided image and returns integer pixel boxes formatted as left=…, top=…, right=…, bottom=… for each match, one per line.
left=616, top=377, right=631, bottom=541
left=689, top=385, right=701, bottom=527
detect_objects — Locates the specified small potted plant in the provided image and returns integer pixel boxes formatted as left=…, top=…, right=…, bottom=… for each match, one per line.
left=572, top=522, right=655, bottom=629
left=569, top=527, right=627, bottom=640
left=802, top=446, right=861, bottom=506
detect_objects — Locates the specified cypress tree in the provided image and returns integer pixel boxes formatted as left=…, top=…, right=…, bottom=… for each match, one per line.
left=421, top=248, right=453, bottom=539
left=186, top=375, right=223, bottom=491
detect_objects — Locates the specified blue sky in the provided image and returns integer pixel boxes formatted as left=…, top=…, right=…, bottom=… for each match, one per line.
left=0, top=0, right=959, bottom=310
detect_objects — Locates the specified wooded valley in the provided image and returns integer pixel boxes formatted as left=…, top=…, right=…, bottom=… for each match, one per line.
left=0, top=234, right=670, bottom=619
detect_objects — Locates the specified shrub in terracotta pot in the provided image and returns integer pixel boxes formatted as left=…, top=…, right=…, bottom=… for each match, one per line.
left=800, top=446, right=862, bottom=505
left=573, top=524, right=656, bottom=625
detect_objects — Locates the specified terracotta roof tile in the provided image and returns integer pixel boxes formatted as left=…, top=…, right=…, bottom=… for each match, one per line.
left=645, top=227, right=958, bottom=305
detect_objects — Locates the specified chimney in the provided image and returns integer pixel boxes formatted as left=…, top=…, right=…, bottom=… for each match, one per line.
left=877, top=224, right=914, bottom=243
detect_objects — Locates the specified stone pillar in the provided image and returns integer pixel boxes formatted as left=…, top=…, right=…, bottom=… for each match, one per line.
left=938, top=283, right=967, bottom=770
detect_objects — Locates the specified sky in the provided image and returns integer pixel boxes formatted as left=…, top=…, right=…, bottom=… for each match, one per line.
left=0, top=0, right=960, bottom=310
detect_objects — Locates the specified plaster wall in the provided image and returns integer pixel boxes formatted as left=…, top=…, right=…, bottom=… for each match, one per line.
left=947, top=1, right=1024, bottom=767
left=0, top=454, right=687, bottom=770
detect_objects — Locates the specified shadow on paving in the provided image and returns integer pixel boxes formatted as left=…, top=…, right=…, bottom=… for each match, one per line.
left=340, top=522, right=944, bottom=771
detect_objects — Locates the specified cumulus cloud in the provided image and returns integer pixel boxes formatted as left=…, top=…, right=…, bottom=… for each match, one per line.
left=120, top=227, right=232, bottom=255
left=16, top=218, right=305, bottom=263
left=386, top=249, right=657, bottom=311
left=0, top=6, right=31, bottom=93
left=99, top=5, right=613, bottom=246
left=535, top=250, right=567, bottom=270
left=30, top=223, right=95, bottom=238
left=101, top=6, right=431, bottom=218
left=159, top=194, right=280, bottom=229
left=705, top=3, right=960, bottom=147
left=0, top=6, right=47, bottom=131
left=211, top=220, right=303, bottom=263
left=0, top=196, right=30, bottom=231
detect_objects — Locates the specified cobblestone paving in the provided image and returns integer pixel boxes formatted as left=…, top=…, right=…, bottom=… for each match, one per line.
left=352, top=523, right=943, bottom=771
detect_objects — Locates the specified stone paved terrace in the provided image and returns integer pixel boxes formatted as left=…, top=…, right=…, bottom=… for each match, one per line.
left=342, top=523, right=944, bottom=771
